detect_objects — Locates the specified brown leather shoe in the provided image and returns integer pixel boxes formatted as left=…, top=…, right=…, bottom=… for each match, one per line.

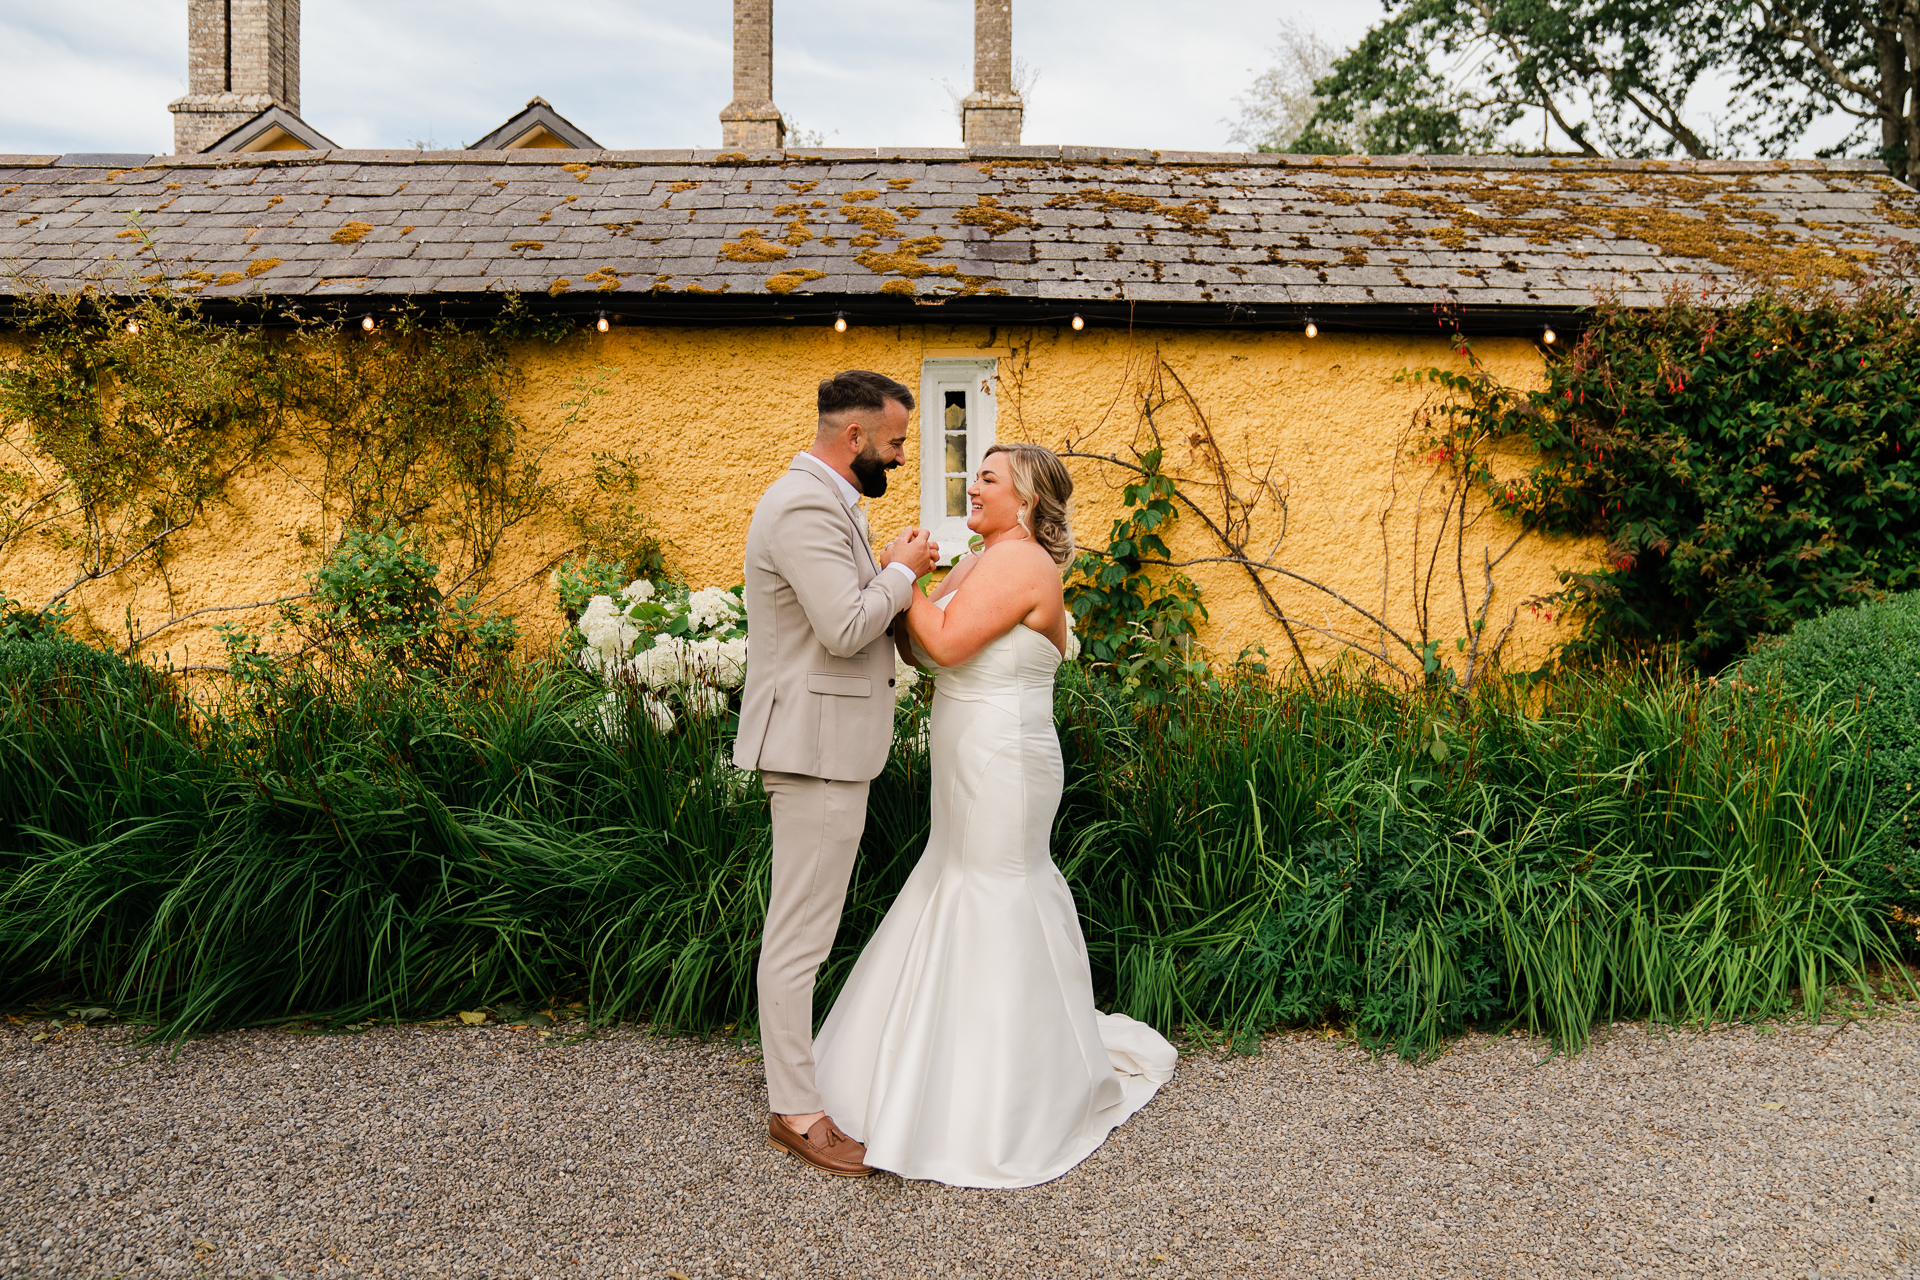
left=767, top=1114, right=874, bottom=1177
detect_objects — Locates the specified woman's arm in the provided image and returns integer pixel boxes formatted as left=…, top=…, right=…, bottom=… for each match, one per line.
left=896, top=555, right=979, bottom=669
left=905, top=543, right=1052, bottom=668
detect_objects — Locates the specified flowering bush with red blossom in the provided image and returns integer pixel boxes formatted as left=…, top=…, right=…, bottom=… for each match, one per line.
left=1421, top=256, right=1920, bottom=670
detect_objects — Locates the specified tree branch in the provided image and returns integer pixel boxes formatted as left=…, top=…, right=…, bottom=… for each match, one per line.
left=120, top=592, right=314, bottom=656
left=40, top=516, right=194, bottom=613
left=1761, top=1, right=1887, bottom=103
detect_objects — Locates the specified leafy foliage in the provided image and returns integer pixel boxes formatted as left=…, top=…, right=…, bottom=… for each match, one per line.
left=1741, top=589, right=1920, bottom=905
left=1064, top=446, right=1209, bottom=702
left=550, top=555, right=632, bottom=624
left=218, top=528, right=517, bottom=693
left=0, top=652, right=1906, bottom=1057
left=0, top=622, right=154, bottom=698
left=1426, top=273, right=1920, bottom=670
left=0, top=280, right=557, bottom=649
left=1291, top=1, right=1920, bottom=180
left=553, top=452, right=673, bottom=626
left=0, top=290, right=286, bottom=616
left=1228, top=18, right=1366, bottom=153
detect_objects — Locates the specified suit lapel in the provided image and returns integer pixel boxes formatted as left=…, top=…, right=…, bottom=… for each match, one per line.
left=791, top=463, right=880, bottom=575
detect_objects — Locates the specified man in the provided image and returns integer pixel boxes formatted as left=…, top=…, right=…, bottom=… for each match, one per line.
left=734, top=369, right=939, bottom=1177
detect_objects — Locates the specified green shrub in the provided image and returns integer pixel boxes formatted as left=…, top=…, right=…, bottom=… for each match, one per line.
left=0, top=599, right=152, bottom=697
left=1065, top=446, right=1209, bottom=703
left=1427, top=265, right=1920, bottom=670
left=219, top=527, right=518, bottom=688
left=1741, top=589, right=1920, bottom=908
left=0, top=655, right=1906, bottom=1057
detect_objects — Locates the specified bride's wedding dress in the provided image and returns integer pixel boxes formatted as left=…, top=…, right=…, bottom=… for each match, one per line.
left=814, top=598, right=1177, bottom=1188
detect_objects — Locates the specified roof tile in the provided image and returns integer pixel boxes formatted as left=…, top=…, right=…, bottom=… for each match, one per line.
left=0, top=152, right=1911, bottom=312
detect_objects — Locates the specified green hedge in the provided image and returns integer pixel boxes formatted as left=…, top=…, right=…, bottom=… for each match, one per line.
left=1742, top=589, right=1920, bottom=904
left=1435, top=278, right=1920, bottom=670
left=0, top=651, right=1908, bottom=1058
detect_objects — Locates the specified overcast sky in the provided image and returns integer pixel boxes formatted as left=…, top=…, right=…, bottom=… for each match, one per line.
left=0, top=2, right=1855, bottom=158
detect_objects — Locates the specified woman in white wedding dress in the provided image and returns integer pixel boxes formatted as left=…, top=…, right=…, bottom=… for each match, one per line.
left=813, top=443, right=1177, bottom=1189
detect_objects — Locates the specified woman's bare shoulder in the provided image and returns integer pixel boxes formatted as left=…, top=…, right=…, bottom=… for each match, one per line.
left=955, top=541, right=1062, bottom=605
left=932, top=554, right=981, bottom=599
left=953, top=540, right=1045, bottom=584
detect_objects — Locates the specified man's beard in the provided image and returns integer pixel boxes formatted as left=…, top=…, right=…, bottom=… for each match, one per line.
left=850, top=448, right=894, bottom=499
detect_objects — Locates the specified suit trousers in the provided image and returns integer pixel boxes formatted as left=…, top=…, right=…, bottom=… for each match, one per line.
left=758, top=769, right=871, bottom=1115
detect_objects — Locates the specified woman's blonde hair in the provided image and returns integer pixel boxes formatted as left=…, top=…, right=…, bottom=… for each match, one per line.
left=983, top=442, right=1076, bottom=568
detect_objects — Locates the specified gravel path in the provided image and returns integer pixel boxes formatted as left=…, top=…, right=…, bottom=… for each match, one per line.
left=3, top=1010, right=1916, bottom=1279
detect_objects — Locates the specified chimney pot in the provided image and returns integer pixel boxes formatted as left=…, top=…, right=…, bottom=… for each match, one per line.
left=962, top=0, right=1022, bottom=146
left=168, top=0, right=301, bottom=154
left=720, top=0, right=785, bottom=150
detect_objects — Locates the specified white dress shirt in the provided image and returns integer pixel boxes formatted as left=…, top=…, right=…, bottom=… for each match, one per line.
left=795, top=452, right=920, bottom=587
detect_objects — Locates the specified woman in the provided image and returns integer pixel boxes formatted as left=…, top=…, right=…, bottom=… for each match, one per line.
left=813, top=442, right=1178, bottom=1189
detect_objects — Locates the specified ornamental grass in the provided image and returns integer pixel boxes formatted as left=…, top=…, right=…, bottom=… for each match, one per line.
left=0, top=647, right=1909, bottom=1059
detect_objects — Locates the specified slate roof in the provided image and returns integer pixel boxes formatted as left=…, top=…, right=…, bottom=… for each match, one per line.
left=3, top=146, right=1916, bottom=331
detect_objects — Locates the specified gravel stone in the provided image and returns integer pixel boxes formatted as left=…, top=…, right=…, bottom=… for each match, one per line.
left=2, top=1011, right=1915, bottom=1278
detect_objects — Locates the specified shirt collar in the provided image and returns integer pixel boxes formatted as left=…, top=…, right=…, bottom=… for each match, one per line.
left=794, top=451, right=862, bottom=510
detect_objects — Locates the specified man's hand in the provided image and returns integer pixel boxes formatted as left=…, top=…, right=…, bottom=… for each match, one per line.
left=880, top=527, right=940, bottom=578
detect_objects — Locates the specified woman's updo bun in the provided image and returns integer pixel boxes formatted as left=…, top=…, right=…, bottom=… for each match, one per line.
left=984, top=442, right=1076, bottom=569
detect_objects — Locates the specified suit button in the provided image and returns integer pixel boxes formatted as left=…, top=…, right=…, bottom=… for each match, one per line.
left=886, top=625, right=894, bottom=636
left=888, top=678, right=896, bottom=687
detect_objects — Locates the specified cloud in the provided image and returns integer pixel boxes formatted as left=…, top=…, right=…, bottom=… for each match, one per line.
left=0, top=1, right=1378, bottom=155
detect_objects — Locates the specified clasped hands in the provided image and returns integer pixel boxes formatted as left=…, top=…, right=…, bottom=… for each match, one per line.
left=880, top=527, right=941, bottom=579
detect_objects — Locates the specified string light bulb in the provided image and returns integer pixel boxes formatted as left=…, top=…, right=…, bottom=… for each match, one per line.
left=125, top=318, right=139, bottom=335
left=1071, top=313, right=1085, bottom=331
left=1542, top=323, right=1558, bottom=345
left=1304, top=315, right=1319, bottom=339
left=595, top=311, right=610, bottom=333
left=833, top=311, right=848, bottom=333
left=360, top=314, right=376, bottom=332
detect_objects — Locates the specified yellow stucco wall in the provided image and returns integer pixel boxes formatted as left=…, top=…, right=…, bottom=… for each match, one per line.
left=0, top=322, right=1593, bottom=681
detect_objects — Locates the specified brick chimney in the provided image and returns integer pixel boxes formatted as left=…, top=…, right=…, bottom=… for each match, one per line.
left=168, top=0, right=301, bottom=154
left=961, top=0, right=1023, bottom=145
left=719, top=0, right=785, bottom=151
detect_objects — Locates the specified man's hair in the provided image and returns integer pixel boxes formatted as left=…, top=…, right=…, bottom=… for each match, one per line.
left=818, top=369, right=914, bottom=418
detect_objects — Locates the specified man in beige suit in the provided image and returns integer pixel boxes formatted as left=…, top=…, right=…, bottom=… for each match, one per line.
left=735, top=369, right=939, bottom=1177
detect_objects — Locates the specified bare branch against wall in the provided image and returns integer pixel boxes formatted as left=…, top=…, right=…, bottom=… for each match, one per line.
left=1062, top=349, right=1534, bottom=693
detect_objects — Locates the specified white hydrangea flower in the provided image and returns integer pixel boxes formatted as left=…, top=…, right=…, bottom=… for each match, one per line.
left=685, top=635, right=748, bottom=690
left=684, top=683, right=728, bottom=720
left=893, top=650, right=921, bottom=701
left=578, top=594, right=640, bottom=669
left=578, top=593, right=619, bottom=638
left=642, top=694, right=676, bottom=734
left=717, top=637, right=748, bottom=687
left=686, top=586, right=743, bottom=634
left=626, top=634, right=689, bottom=690
left=619, top=578, right=656, bottom=603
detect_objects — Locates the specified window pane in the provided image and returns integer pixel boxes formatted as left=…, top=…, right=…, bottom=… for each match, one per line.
left=946, top=476, right=968, bottom=517
left=945, top=432, right=967, bottom=473
left=944, top=392, right=967, bottom=430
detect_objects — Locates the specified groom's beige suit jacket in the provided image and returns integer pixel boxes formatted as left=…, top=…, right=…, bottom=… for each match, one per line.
left=733, top=460, right=915, bottom=783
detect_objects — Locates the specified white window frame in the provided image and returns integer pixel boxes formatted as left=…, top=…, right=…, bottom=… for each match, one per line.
left=919, top=358, right=999, bottom=565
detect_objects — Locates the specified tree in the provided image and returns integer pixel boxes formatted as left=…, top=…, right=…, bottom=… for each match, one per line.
left=1279, top=1, right=1920, bottom=185
left=1744, top=0, right=1920, bottom=181
left=1227, top=19, right=1368, bottom=152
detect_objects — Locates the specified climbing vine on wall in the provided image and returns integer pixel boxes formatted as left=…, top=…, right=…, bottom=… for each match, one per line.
left=1448, top=258, right=1920, bottom=670
left=0, top=279, right=569, bottom=656
left=1063, top=350, right=1536, bottom=694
